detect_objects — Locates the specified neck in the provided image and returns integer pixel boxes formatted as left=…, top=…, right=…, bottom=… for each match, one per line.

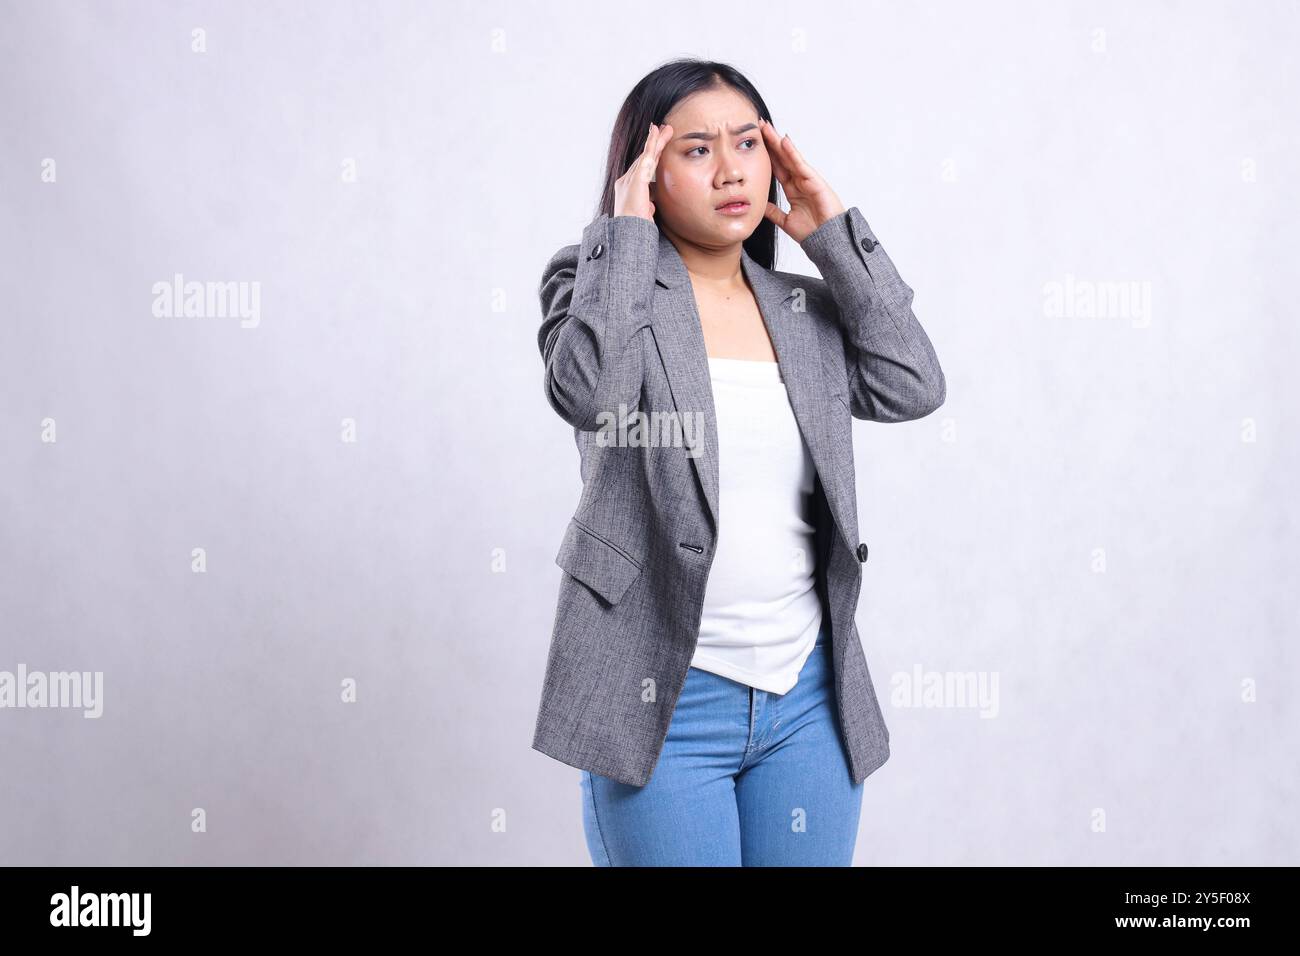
left=661, top=224, right=746, bottom=290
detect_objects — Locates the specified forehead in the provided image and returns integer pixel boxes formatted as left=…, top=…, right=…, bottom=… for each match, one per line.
left=663, top=87, right=757, bottom=127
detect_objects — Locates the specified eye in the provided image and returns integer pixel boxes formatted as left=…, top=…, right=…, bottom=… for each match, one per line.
left=687, top=138, right=759, bottom=158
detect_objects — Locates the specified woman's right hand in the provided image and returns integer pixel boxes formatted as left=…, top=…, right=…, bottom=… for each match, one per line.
left=614, top=122, right=673, bottom=221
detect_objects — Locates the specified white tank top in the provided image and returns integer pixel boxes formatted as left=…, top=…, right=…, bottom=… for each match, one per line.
left=689, top=355, right=824, bottom=693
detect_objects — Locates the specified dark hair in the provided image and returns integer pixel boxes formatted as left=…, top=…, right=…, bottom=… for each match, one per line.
left=596, top=58, right=780, bottom=269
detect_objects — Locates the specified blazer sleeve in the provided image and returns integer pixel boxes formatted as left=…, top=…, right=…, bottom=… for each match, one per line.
left=798, top=206, right=946, bottom=423
left=537, top=213, right=659, bottom=432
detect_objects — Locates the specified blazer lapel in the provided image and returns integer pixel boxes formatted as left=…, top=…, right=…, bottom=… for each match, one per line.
left=648, top=236, right=721, bottom=527
left=650, top=231, right=854, bottom=553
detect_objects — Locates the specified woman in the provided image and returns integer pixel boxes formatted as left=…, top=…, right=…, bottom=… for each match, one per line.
left=533, top=58, right=946, bottom=866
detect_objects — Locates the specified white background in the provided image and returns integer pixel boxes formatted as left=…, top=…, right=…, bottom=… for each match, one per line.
left=1, top=0, right=1295, bottom=864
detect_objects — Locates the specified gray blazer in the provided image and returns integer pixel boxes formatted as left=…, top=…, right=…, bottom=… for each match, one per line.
left=532, top=206, right=945, bottom=787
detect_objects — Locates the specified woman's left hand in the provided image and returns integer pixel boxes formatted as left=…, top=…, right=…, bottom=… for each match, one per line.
left=758, top=118, right=846, bottom=243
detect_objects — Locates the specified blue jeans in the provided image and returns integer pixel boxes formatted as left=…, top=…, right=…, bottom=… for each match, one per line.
left=580, top=622, right=865, bottom=866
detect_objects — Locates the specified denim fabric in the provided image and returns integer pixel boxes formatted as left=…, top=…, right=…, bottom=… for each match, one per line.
left=580, top=622, right=865, bottom=866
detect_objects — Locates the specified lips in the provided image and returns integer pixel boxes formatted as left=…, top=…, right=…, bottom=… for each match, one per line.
left=715, top=198, right=750, bottom=211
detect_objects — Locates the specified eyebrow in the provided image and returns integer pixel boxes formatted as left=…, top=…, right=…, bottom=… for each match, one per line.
left=677, top=122, right=759, bottom=142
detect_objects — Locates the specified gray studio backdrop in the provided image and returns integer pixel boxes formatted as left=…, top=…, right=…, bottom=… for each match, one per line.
left=1, top=0, right=1296, bottom=865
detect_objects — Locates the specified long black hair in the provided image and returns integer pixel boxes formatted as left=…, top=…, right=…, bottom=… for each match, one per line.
left=596, top=58, right=780, bottom=270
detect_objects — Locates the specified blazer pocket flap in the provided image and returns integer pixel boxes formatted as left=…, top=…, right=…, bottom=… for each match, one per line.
left=554, top=518, right=644, bottom=606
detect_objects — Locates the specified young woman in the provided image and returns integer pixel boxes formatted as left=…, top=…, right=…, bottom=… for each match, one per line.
left=533, top=58, right=946, bottom=866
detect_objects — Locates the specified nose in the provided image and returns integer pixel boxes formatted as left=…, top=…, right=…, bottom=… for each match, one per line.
left=716, top=141, right=745, bottom=187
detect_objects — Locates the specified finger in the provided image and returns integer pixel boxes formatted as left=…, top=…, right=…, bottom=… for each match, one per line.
left=759, top=122, right=790, bottom=181
left=775, top=136, right=805, bottom=184
left=638, top=124, right=663, bottom=182
left=759, top=116, right=782, bottom=143
left=769, top=142, right=793, bottom=183
left=762, top=122, right=801, bottom=188
left=622, top=124, right=655, bottom=180
left=759, top=118, right=793, bottom=167
left=764, top=200, right=787, bottom=231
left=650, top=124, right=673, bottom=177
left=782, top=134, right=818, bottom=180
left=768, top=145, right=796, bottom=197
left=655, top=123, right=673, bottom=155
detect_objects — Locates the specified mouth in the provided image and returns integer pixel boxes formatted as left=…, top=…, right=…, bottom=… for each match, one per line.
left=715, top=198, right=751, bottom=215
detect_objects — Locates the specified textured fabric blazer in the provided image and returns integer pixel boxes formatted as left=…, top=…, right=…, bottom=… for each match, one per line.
left=532, top=206, right=945, bottom=787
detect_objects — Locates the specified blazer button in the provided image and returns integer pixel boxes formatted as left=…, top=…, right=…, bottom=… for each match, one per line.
left=859, top=236, right=877, bottom=253
left=589, top=242, right=604, bottom=260
left=856, top=542, right=869, bottom=562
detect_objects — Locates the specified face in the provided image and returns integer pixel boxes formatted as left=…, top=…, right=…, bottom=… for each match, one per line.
left=650, top=86, right=770, bottom=247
